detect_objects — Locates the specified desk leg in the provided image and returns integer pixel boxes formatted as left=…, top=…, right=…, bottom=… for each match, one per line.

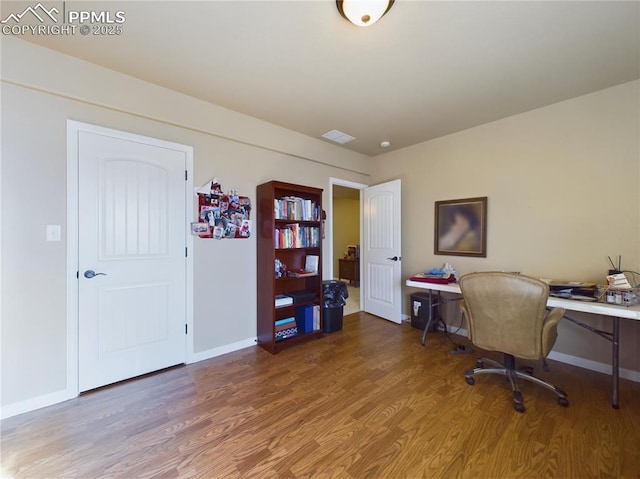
left=612, top=316, right=620, bottom=409
left=421, top=290, right=434, bottom=347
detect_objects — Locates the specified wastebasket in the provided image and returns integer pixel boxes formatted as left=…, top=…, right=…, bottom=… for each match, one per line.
left=322, top=280, right=349, bottom=333
left=410, top=292, right=438, bottom=332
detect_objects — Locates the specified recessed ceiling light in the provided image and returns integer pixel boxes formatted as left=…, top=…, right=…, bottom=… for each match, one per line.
left=380, top=141, right=391, bottom=148
left=322, top=129, right=355, bottom=144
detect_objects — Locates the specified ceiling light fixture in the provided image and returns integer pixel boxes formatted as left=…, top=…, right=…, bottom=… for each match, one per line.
left=336, top=0, right=394, bottom=27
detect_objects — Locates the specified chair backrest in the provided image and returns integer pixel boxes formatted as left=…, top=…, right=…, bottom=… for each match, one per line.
left=459, top=272, right=550, bottom=359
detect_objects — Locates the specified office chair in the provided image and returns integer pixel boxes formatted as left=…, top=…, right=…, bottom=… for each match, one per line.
left=459, top=272, right=569, bottom=413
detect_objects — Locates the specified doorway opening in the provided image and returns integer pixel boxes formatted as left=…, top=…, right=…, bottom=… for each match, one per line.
left=329, top=179, right=366, bottom=315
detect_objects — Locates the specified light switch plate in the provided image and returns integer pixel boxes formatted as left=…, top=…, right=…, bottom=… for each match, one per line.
left=46, top=224, right=61, bottom=242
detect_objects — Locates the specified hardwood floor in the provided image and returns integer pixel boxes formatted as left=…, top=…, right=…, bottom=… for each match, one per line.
left=2, top=312, right=640, bottom=478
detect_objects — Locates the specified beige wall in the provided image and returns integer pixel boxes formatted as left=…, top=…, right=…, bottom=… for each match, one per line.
left=332, top=197, right=360, bottom=276
left=1, top=38, right=370, bottom=409
left=371, top=80, right=640, bottom=373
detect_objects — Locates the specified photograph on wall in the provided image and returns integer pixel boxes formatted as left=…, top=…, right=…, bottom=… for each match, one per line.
left=213, top=226, right=224, bottom=240
left=434, top=197, right=487, bottom=257
left=191, top=222, right=210, bottom=235
left=239, top=219, right=251, bottom=237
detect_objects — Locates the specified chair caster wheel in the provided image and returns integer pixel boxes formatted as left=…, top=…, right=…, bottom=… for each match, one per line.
left=558, top=397, right=569, bottom=407
left=465, top=376, right=475, bottom=386
left=476, top=359, right=484, bottom=368
left=514, top=403, right=526, bottom=413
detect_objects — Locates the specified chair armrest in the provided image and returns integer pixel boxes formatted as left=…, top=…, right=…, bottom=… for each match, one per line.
left=541, top=307, right=565, bottom=356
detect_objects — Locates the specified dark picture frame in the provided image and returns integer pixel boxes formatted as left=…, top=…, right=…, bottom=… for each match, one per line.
left=434, top=197, right=487, bottom=257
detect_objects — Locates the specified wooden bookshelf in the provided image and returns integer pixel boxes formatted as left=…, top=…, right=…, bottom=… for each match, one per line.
left=256, top=181, right=324, bottom=354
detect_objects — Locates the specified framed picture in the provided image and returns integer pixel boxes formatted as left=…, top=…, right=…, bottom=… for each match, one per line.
left=434, top=197, right=487, bottom=257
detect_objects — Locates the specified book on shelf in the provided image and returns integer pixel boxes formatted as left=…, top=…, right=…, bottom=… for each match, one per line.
left=295, top=306, right=314, bottom=334
left=275, top=294, right=294, bottom=307
left=275, top=317, right=296, bottom=327
left=274, top=197, right=320, bottom=221
left=289, top=269, right=317, bottom=278
left=275, top=326, right=298, bottom=341
left=305, top=255, right=319, bottom=274
left=285, top=290, right=317, bottom=304
left=275, top=323, right=296, bottom=332
left=274, top=223, right=320, bottom=249
left=312, top=305, right=320, bottom=331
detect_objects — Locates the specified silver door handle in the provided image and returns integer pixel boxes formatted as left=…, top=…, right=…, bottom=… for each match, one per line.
left=84, top=270, right=107, bottom=279
left=387, top=256, right=400, bottom=261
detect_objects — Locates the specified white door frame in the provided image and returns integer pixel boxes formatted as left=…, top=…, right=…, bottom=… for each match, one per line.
left=66, top=120, right=194, bottom=398
left=328, top=178, right=368, bottom=312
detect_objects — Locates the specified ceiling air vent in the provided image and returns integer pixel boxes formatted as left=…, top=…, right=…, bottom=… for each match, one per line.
left=322, top=130, right=355, bottom=144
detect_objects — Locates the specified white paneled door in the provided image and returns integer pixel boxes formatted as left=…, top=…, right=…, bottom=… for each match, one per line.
left=363, top=180, right=402, bottom=323
left=77, top=127, right=188, bottom=392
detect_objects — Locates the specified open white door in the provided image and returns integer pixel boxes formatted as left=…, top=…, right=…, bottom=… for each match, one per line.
left=76, top=124, right=189, bottom=392
left=363, top=179, right=402, bottom=323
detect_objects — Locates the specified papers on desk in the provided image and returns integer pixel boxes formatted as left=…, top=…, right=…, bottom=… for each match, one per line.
left=542, top=279, right=598, bottom=302
left=606, top=273, right=632, bottom=289
left=549, top=290, right=597, bottom=302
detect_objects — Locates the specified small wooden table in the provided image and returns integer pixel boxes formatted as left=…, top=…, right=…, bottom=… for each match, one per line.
left=338, top=258, right=359, bottom=286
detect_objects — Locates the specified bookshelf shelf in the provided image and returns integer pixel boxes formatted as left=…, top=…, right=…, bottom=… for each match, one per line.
left=275, top=298, right=320, bottom=310
left=274, top=219, right=320, bottom=225
left=276, top=274, right=319, bottom=281
left=275, top=247, right=321, bottom=251
left=273, top=330, right=323, bottom=353
left=257, top=181, right=324, bottom=354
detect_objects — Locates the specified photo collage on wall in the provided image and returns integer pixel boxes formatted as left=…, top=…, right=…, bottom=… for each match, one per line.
left=192, top=179, right=252, bottom=239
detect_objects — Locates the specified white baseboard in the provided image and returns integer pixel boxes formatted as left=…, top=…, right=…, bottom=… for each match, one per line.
left=441, top=325, right=640, bottom=383
left=188, top=337, right=256, bottom=364
left=2, top=338, right=257, bottom=420
left=1, top=388, right=75, bottom=420
left=546, top=351, right=640, bottom=383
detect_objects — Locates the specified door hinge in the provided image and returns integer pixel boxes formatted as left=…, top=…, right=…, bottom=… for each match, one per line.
left=185, top=247, right=188, bottom=258
left=185, top=170, right=188, bottom=181
left=185, top=324, right=188, bottom=334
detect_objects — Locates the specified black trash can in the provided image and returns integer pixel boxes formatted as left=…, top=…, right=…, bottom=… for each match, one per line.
left=410, top=292, right=438, bottom=332
left=322, top=280, right=349, bottom=333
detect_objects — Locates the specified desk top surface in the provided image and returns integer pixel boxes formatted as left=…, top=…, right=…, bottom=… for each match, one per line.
left=406, top=279, right=640, bottom=320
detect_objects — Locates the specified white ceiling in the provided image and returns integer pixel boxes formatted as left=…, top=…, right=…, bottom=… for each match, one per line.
left=8, top=1, right=640, bottom=156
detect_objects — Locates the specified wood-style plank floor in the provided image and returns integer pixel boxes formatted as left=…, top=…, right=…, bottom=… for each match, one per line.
left=2, top=312, right=640, bottom=478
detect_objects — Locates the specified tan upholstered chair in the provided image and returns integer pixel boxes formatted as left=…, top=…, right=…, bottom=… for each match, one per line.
left=459, top=272, right=569, bottom=413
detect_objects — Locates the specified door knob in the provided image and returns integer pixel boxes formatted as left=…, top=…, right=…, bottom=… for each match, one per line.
left=84, top=270, right=107, bottom=279
left=387, top=256, right=400, bottom=261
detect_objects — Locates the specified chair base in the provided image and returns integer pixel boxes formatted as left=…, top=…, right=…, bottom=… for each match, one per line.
left=465, top=353, right=569, bottom=413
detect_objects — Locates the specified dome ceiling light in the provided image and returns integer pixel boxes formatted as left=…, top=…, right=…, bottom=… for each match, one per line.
left=336, top=0, right=395, bottom=27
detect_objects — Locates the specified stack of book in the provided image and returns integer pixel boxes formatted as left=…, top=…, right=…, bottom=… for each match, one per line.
left=275, top=317, right=298, bottom=341
left=275, top=294, right=294, bottom=307
left=274, top=197, right=320, bottom=221
left=274, top=224, right=320, bottom=249
left=295, top=305, right=321, bottom=333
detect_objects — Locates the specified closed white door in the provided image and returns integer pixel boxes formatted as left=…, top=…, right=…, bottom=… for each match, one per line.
left=77, top=127, right=188, bottom=392
left=363, top=180, right=402, bottom=323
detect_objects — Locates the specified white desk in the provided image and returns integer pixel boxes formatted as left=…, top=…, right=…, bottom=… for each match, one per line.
left=406, top=279, right=640, bottom=409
